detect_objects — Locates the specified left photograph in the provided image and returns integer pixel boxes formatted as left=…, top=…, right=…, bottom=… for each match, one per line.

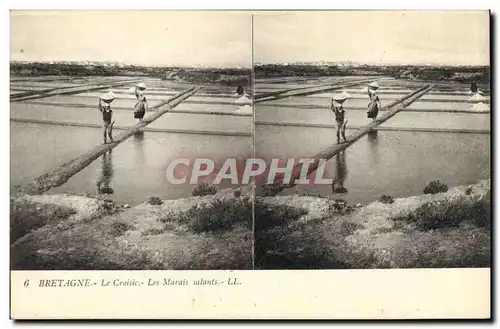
left=10, top=11, right=254, bottom=270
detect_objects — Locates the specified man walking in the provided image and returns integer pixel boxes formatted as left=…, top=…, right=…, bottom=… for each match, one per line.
left=98, top=91, right=116, bottom=144
left=331, top=92, right=349, bottom=144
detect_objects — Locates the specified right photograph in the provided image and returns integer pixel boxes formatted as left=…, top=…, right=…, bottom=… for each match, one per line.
left=252, top=11, right=491, bottom=269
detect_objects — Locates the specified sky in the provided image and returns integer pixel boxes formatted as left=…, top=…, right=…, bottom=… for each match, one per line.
left=11, top=11, right=489, bottom=67
left=254, top=11, right=490, bottom=66
left=10, top=11, right=252, bottom=67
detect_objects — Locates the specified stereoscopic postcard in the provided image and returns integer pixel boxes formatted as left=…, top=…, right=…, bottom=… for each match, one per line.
left=9, top=10, right=491, bottom=319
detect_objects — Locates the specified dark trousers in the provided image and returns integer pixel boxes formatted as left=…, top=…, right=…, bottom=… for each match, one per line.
left=103, top=121, right=114, bottom=142
left=336, top=120, right=347, bottom=141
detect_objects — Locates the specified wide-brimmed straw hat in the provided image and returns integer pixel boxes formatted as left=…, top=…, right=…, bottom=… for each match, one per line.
left=333, top=92, right=350, bottom=101
left=368, top=81, right=380, bottom=88
left=135, top=82, right=147, bottom=89
left=100, top=91, right=116, bottom=101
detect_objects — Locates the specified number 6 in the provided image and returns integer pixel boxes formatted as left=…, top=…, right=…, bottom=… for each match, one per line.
left=24, top=279, right=29, bottom=287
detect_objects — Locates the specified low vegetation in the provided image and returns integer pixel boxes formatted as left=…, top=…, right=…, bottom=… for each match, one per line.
left=423, top=180, right=449, bottom=194
left=255, top=63, right=490, bottom=83
left=161, top=198, right=252, bottom=234
left=379, top=194, right=395, bottom=204
left=147, top=196, right=163, bottom=206
left=10, top=62, right=251, bottom=86
left=392, top=194, right=491, bottom=231
left=10, top=180, right=490, bottom=270
left=10, top=199, right=76, bottom=242
left=109, top=221, right=135, bottom=237
left=191, top=182, right=217, bottom=197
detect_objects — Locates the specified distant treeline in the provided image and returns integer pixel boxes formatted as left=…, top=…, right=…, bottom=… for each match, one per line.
left=10, top=61, right=490, bottom=84
left=255, top=64, right=490, bottom=83
left=10, top=62, right=251, bottom=86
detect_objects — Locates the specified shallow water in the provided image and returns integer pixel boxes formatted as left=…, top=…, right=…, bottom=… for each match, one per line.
left=11, top=122, right=253, bottom=204
left=255, top=125, right=490, bottom=204
left=11, top=76, right=492, bottom=207
left=255, top=104, right=490, bottom=131
left=11, top=102, right=251, bottom=134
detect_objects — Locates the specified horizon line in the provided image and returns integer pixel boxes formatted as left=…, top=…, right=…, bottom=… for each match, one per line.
left=10, top=59, right=489, bottom=68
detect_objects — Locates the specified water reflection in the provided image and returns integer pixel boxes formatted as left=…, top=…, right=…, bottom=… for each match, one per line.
left=133, top=130, right=145, bottom=142
left=132, top=131, right=145, bottom=165
left=331, top=150, right=348, bottom=194
left=97, top=150, right=114, bottom=194
left=367, top=129, right=380, bottom=165
left=367, top=129, right=378, bottom=142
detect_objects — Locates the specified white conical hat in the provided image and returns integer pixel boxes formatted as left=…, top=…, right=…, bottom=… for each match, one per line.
left=368, top=81, right=380, bottom=88
left=332, top=92, right=348, bottom=101
left=339, top=91, right=351, bottom=99
left=135, top=82, right=147, bottom=89
left=100, top=91, right=116, bottom=101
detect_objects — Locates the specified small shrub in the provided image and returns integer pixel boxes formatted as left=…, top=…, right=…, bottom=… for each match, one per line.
left=328, top=199, right=354, bottom=214
left=254, top=199, right=309, bottom=231
left=10, top=201, right=76, bottom=242
left=339, top=221, right=363, bottom=236
left=379, top=195, right=395, bottom=204
left=110, top=221, right=134, bottom=237
left=392, top=196, right=491, bottom=231
left=177, top=198, right=253, bottom=233
left=465, top=186, right=473, bottom=195
left=142, top=228, right=165, bottom=236
left=191, top=182, right=217, bottom=197
left=98, top=198, right=119, bottom=214
left=423, top=180, right=448, bottom=194
left=253, top=201, right=343, bottom=269
left=147, top=196, right=163, bottom=206
left=297, top=191, right=328, bottom=198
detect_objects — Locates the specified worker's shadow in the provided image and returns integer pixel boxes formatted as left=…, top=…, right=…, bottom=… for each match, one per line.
left=331, top=150, right=348, bottom=194
left=97, top=150, right=114, bottom=194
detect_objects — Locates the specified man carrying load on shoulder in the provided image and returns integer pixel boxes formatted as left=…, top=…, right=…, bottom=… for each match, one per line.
left=98, top=91, right=116, bottom=144
left=331, top=91, right=350, bottom=144
left=367, top=81, right=382, bottom=122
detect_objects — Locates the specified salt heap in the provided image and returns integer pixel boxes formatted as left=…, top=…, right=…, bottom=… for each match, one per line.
left=236, top=105, right=253, bottom=114
left=469, top=92, right=486, bottom=102
left=235, top=95, right=251, bottom=105
left=468, top=102, right=490, bottom=113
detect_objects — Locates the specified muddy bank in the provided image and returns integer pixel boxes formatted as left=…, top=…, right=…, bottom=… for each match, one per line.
left=256, top=179, right=491, bottom=269
left=10, top=179, right=490, bottom=270
left=10, top=187, right=253, bottom=270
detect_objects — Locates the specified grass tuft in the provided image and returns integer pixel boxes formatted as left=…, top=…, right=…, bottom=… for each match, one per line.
left=10, top=200, right=76, bottom=242
left=423, top=180, right=448, bottom=194
left=109, top=221, right=135, bottom=237
left=191, top=182, right=217, bottom=197
left=392, top=194, right=490, bottom=231
left=379, top=195, right=395, bottom=204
